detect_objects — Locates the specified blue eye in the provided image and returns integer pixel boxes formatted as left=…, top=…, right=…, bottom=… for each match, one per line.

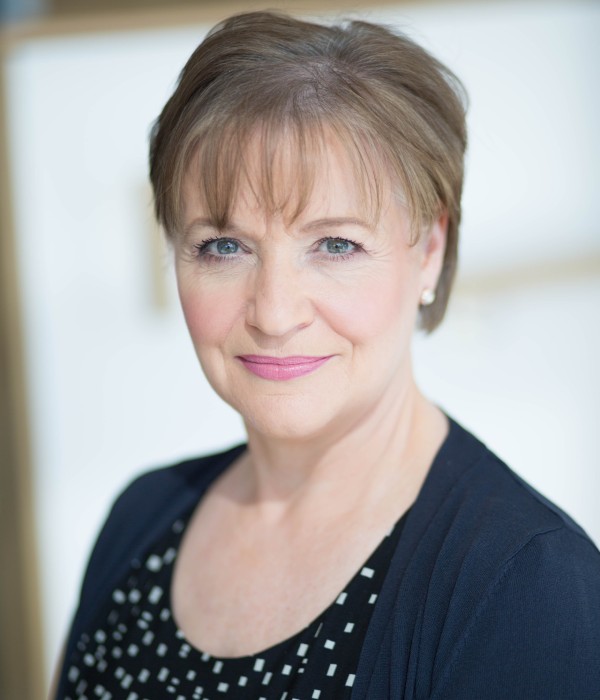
left=214, top=239, right=239, bottom=255
left=318, top=237, right=359, bottom=257
left=194, top=237, right=242, bottom=261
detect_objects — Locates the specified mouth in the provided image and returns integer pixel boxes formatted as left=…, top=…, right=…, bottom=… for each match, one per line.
left=236, top=355, right=334, bottom=381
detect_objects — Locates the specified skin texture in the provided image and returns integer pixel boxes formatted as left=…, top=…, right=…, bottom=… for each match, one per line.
left=176, top=136, right=444, bottom=448
left=171, top=135, right=449, bottom=656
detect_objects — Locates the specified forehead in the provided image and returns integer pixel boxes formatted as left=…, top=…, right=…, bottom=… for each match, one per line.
left=241, top=134, right=377, bottom=220
left=181, top=123, right=394, bottom=232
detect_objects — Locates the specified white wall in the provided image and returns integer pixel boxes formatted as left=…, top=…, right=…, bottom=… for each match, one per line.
left=3, top=0, right=599, bottom=685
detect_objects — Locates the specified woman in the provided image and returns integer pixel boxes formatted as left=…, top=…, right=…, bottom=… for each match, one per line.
left=54, top=11, right=600, bottom=699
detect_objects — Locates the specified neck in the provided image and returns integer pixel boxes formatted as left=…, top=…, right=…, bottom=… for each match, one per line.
left=233, top=374, right=447, bottom=525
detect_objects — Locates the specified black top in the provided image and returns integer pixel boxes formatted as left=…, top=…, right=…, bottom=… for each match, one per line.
left=56, top=418, right=600, bottom=699
left=61, top=498, right=408, bottom=700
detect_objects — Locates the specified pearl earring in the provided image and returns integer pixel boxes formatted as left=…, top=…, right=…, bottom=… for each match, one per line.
left=420, top=288, right=436, bottom=306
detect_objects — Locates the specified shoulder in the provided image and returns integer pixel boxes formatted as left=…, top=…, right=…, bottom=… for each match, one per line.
left=409, top=419, right=600, bottom=697
left=63, top=444, right=245, bottom=665
left=107, top=442, right=246, bottom=514
left=424, top=417, right=594, bottom=553
left=83, top=442, right=246, bottom=586
left=87, top=443, right=245, bottom=567
left=421, top=418, right=600, bottom=613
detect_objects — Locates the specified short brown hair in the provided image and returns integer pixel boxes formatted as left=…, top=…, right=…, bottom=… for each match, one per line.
left=149, top=10, right=467, bottom=331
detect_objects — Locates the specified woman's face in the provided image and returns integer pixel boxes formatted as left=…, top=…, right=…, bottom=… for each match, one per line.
left=175, top=136, right=445, bottom=441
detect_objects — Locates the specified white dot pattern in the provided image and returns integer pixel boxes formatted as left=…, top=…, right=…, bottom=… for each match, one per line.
left=62, top=508, right=407, bottom=699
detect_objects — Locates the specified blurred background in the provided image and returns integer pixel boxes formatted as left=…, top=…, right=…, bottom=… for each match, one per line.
left=1, top=0, right=598, bottom=698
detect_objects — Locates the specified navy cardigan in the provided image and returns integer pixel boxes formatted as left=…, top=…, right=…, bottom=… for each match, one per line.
left=56, top=419, right=600, bottom=698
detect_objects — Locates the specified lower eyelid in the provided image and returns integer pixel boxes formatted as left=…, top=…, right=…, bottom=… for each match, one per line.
left=322, top=253, right=356, bottom=262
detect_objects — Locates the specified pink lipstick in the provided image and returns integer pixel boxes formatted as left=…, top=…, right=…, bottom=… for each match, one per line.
left=237, top=355, right=333, bottom=380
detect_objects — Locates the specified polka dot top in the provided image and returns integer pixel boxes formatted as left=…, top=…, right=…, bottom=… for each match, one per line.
left=62, top=506, right=407, bottom=700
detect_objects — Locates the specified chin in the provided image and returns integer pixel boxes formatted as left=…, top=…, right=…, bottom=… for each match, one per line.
left=235, top=392, right=344, bottom=443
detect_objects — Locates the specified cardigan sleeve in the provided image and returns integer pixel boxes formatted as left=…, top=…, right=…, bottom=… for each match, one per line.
left=431, top=526, right=600, bottom=699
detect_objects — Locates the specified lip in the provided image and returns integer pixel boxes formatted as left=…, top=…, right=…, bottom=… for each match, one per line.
left=236, top=355, right=334, bottom=381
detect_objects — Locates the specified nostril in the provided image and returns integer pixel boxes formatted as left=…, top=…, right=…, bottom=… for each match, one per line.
left=246, top=273, right=314, bottom=338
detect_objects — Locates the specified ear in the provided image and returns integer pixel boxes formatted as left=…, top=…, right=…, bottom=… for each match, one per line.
left=420, top=211, right=448, bottom=291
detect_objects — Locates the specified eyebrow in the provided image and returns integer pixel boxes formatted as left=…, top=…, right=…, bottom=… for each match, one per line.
left=182, top=218, right=239, bottom=238
left=183, top=215, right=375, bottom=239
left=300, top=217, right=375, bottom=233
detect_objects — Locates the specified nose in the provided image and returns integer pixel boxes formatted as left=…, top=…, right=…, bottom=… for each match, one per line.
left=246, top=258, right=314, bottom=338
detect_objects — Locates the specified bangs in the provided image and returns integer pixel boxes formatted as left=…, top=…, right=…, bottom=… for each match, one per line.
left=175, top=114, right=396, bottom=236
left=150, top=12, right=468, bottom=330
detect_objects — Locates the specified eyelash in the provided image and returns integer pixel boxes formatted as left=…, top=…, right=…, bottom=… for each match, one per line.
left=192, top=237, right=242, bottom=264
left=192, top=236, right=364, bottom=264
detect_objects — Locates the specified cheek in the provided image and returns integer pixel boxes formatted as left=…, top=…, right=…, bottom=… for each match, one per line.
left=321, top=263, right=420, bottom=345
left=178, top=280, right=240, bottom=349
